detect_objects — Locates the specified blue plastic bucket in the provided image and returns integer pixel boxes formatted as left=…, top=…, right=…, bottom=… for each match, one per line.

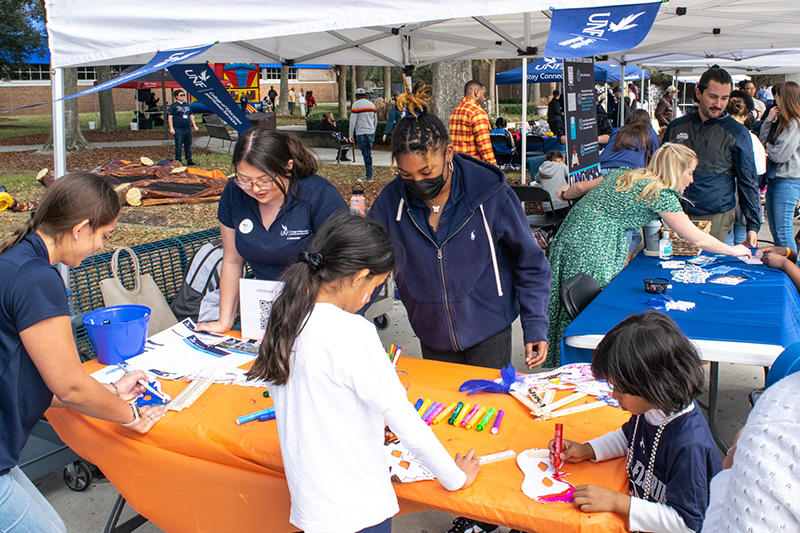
left=82, top=305, right=151, bottom=365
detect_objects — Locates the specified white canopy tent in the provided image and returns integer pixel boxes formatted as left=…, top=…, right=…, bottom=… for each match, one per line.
left=44, top=0, right=800, bottom=176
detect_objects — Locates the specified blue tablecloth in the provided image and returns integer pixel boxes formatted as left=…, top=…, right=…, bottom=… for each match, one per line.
left=561, top=253, right=800, bottom=364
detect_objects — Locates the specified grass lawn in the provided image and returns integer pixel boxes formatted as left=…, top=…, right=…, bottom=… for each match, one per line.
left=0, top=111, right=138, bottom=141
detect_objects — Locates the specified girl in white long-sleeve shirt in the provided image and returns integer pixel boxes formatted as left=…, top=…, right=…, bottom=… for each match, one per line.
left=549, top=311, right=722, bottom=533
left=246, top=212, right=480, bottom=533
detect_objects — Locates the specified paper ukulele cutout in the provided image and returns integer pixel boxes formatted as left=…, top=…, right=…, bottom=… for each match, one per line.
left=517, top=449, right=575, bottom=503
left=134, top=380, right=171, bottom=408
left=384, top=441, right=435, bottom=483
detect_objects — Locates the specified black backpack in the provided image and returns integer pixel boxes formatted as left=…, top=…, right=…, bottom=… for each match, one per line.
left=171, top=239, right=224, bottom=322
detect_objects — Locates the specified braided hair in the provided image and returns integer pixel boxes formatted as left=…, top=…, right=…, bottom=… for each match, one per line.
left=391, top=82, right=450, bottom=161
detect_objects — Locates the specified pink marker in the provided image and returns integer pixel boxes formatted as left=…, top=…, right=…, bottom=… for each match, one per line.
left=491, top=410, right=505, bottom=434
left=426, top=403, right=446, bottom=425
left=460, top=404, right=481, bottom=428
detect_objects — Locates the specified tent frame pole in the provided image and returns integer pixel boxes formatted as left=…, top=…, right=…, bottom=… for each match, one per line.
left=520, top=12, right=531, bottom=184
left=52, top=67, right=66, bottom=179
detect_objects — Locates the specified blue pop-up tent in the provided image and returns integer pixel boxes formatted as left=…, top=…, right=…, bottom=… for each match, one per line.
left=601, top=64, right=650, bottom=82
left=495, top=57, right=608, bottom=84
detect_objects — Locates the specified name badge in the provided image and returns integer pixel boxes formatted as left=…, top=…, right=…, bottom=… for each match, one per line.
left=183, top=115, right=188, bottom=119
left=239, top=219, right=254, bottom=234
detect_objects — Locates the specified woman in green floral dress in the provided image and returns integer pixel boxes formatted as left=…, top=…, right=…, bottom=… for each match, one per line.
left=545, top=144, right=752, bottom=366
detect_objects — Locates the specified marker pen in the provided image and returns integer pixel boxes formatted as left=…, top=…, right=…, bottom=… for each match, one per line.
left=417, top=398, right=432, bottom=416
left=426, top=403, right=446, bottom=425
left=448, top=402, right=465, bottom=425
left=433, top=402, right=457, bottom=425
left=413, top=398, right=424, bottom=411
left=460, top=404, right=481, bottom=428
left=553, top=423, right=563, bottom=475
left=421, top=401, right=439, bottom=422
left=258, top=411, right=276, bottom=422
left=466, top=407, right=487, bottom=430
left=491, top=410, right=505, bottom=434
left=236, top=407, right=275, bottom=425
left=476, top=408, right=497, bottom=432
left=453, top=403, right=471, bottom=427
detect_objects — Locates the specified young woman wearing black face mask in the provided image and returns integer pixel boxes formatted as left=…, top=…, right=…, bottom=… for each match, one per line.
left=368, top=87, right=552, bottom=372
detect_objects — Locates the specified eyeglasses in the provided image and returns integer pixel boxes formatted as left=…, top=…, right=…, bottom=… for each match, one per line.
left=176, top=93, right=186, bottom=98
left=234, top=173, right=276, bottom=190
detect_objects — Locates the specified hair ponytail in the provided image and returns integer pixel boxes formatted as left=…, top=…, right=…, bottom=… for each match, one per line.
left=247, top=213, right=395, bottom=385
left=0, top=172, right=119, bottom=257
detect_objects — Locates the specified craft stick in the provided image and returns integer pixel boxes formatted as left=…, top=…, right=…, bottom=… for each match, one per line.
left=539, top=401, right=606, bottom=420
left=542, top=389, right=556, bottom=406
left=540, top=392, right=587, bottom=414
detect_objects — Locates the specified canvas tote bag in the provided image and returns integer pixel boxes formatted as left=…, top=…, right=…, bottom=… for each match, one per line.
left=100, top=247, right=178, bottom=335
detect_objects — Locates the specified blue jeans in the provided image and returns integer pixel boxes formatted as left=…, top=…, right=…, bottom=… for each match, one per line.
left=174, top=127, right=193, bottom=163
left=356, top=134, right=375, bottom=178
left=766, top=178, right=800, bottom=251
left=356, top=517, right=391, bottom=533
left=0, top=467, right=66, bottom=533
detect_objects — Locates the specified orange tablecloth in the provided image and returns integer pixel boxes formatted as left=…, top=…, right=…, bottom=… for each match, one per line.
left=47, top=358, right=630, bottom=533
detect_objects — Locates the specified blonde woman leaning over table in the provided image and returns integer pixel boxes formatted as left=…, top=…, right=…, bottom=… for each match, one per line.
left=545, top=144, right=752, bottom=367
left=0, top=172, right=165, bottom=533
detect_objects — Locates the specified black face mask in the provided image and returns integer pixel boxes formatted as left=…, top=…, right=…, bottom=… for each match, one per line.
left=401, top=160, right=449, bottom=201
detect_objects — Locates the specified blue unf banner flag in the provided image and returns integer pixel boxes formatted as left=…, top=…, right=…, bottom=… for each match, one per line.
left=168, top=63, right=252, bottom=134
left=544, top=1, right=661, bottom=59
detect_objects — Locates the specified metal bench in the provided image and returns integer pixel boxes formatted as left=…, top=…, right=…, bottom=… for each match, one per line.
left=292, top=130, right=353, bottom=164
left=204, top=124, right=238, bottom=153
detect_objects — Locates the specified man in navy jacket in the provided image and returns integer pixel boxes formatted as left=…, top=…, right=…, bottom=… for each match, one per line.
left=662, top=68, right=760, bottom=245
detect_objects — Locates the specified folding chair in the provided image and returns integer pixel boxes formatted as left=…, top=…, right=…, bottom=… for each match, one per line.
left=509, top=184, right=565, bottom=233
left=490, top=133, right=517, bottom=172
left=559, top=273, right=602, bottom=320
left=524, top=134, right=546, bottom=157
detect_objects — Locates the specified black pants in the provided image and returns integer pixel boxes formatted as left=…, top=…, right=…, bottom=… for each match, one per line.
left=420, top=325, right=512, bottom=370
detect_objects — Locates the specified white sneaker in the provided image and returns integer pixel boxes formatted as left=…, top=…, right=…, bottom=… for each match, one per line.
left=357, top=176, right=373, bottom=183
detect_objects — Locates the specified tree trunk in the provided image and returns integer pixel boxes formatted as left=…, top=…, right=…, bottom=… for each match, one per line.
left=488, top=59, right=496, bottom=121
left=532, top=82, right=541, bottom=105
left=40, top=67, right=94, bottom=152
left=277, top=64, right=290, bottom=115
left=96, top=66, right=117, bottom=132
left=355, top=66, right=367, bottom=92
left=383, top=66, right=392, bottom=100
left=349, top=66, right=356, bottom=103
left=337, top=65, right=348, bottom=118
left=432, top=60, right=471, bottom=120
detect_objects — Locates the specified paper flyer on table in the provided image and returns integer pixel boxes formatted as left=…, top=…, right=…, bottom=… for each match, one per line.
left=239, top=278, right=285, bottom=340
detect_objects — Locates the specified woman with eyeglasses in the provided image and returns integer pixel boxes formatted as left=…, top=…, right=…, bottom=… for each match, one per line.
left=196, top=129, right=347, bottom=334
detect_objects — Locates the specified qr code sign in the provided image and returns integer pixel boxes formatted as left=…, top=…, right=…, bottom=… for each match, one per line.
left=259, top=299, right=274, bottom=329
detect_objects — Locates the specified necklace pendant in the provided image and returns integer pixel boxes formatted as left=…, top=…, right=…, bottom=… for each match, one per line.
left=432, top=205, right=440, bottom=213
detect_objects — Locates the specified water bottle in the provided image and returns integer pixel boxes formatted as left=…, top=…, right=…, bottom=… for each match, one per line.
left=350, top=186, right=365, bottom=216
left=659, top=230, right=673, bottom=260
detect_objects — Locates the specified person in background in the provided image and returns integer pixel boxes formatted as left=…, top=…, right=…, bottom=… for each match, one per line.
left=287, top=87, right=296, bottom=116
left=600, top=109, right=660, bottom=174
left=534, top=150, right=570, bottom=219
left=739, top=80, right=766, bottom=121
left=448, top=80, right=497, bottom=165
left=267, top=86, right=278, bottom=113
left=0, top=172, right=165, bottom=532
left=167, top=89, right=198, bottom=166
left=382, top=93, right=401, bottom=143
left=298, top=88, right=306, bottom=116
left=596, top=91, right=614, bottom=145
left=628, top=83, right=640, bottom=109
left=554, top=311, right=722, bottom=533
left=196, top=129, right=347, bottom=334
left=349, top=88, right=378, bottom=183
left=547, top=89, right=564, bottom=139
left=369, top=88, right=551, bottom=533
left=759, top=81, right=800, bottom=251
left=662, top=67, right=761, bottom=246
left=655, top=86, right=677, bottom=128
left=608, top=86, right=631, bottom=128
left=546, top=144, right=751, bottom=366
left=305, top=90, right=316, bottom=117
left=756, top=84, right=771, bottom=105
left=320, top=112, right=350, bottom=162
left=726, top=90, right=766, bottom=246
left=246, top=213, right=480, bottom=533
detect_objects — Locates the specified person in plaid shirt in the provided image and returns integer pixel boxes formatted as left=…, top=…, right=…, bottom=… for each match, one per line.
left=448, top=80, right=497, bottom=165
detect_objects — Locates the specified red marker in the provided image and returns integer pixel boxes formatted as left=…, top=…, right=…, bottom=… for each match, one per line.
left=553, top=423, right=563, bottom=477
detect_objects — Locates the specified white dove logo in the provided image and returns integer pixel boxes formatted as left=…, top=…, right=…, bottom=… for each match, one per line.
left=609, top=11, right=646, bottom=32
left=280, top=224, right=289, bottom=236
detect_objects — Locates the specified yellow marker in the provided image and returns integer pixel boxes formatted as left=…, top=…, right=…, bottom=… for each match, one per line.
left=466, top=407, right=487, bottom=430
left=417, top=398, right=432, bottom=416
left=432, top=402, right=457, bottom=425
left=453, top=402, right=471, bottom=427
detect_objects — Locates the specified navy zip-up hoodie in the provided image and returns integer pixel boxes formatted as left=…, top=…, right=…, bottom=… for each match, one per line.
left=662, top=109, right=761, bottom=232
left=368, top=153, right=551, bottom=353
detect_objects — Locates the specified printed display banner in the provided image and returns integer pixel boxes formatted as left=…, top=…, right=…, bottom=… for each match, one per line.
left=544, top=2, right=660, bottom=59
left=562, top=58, right=601, bottom=184
left=1, top=44, right=214, bottom=113
left=168, top=63, right=252, bottom=134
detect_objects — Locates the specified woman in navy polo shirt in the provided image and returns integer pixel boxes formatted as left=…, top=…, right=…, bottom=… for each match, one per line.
left=0, top=173, right=165, bottom=532
left=197, top=129, right=347, bottom=333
